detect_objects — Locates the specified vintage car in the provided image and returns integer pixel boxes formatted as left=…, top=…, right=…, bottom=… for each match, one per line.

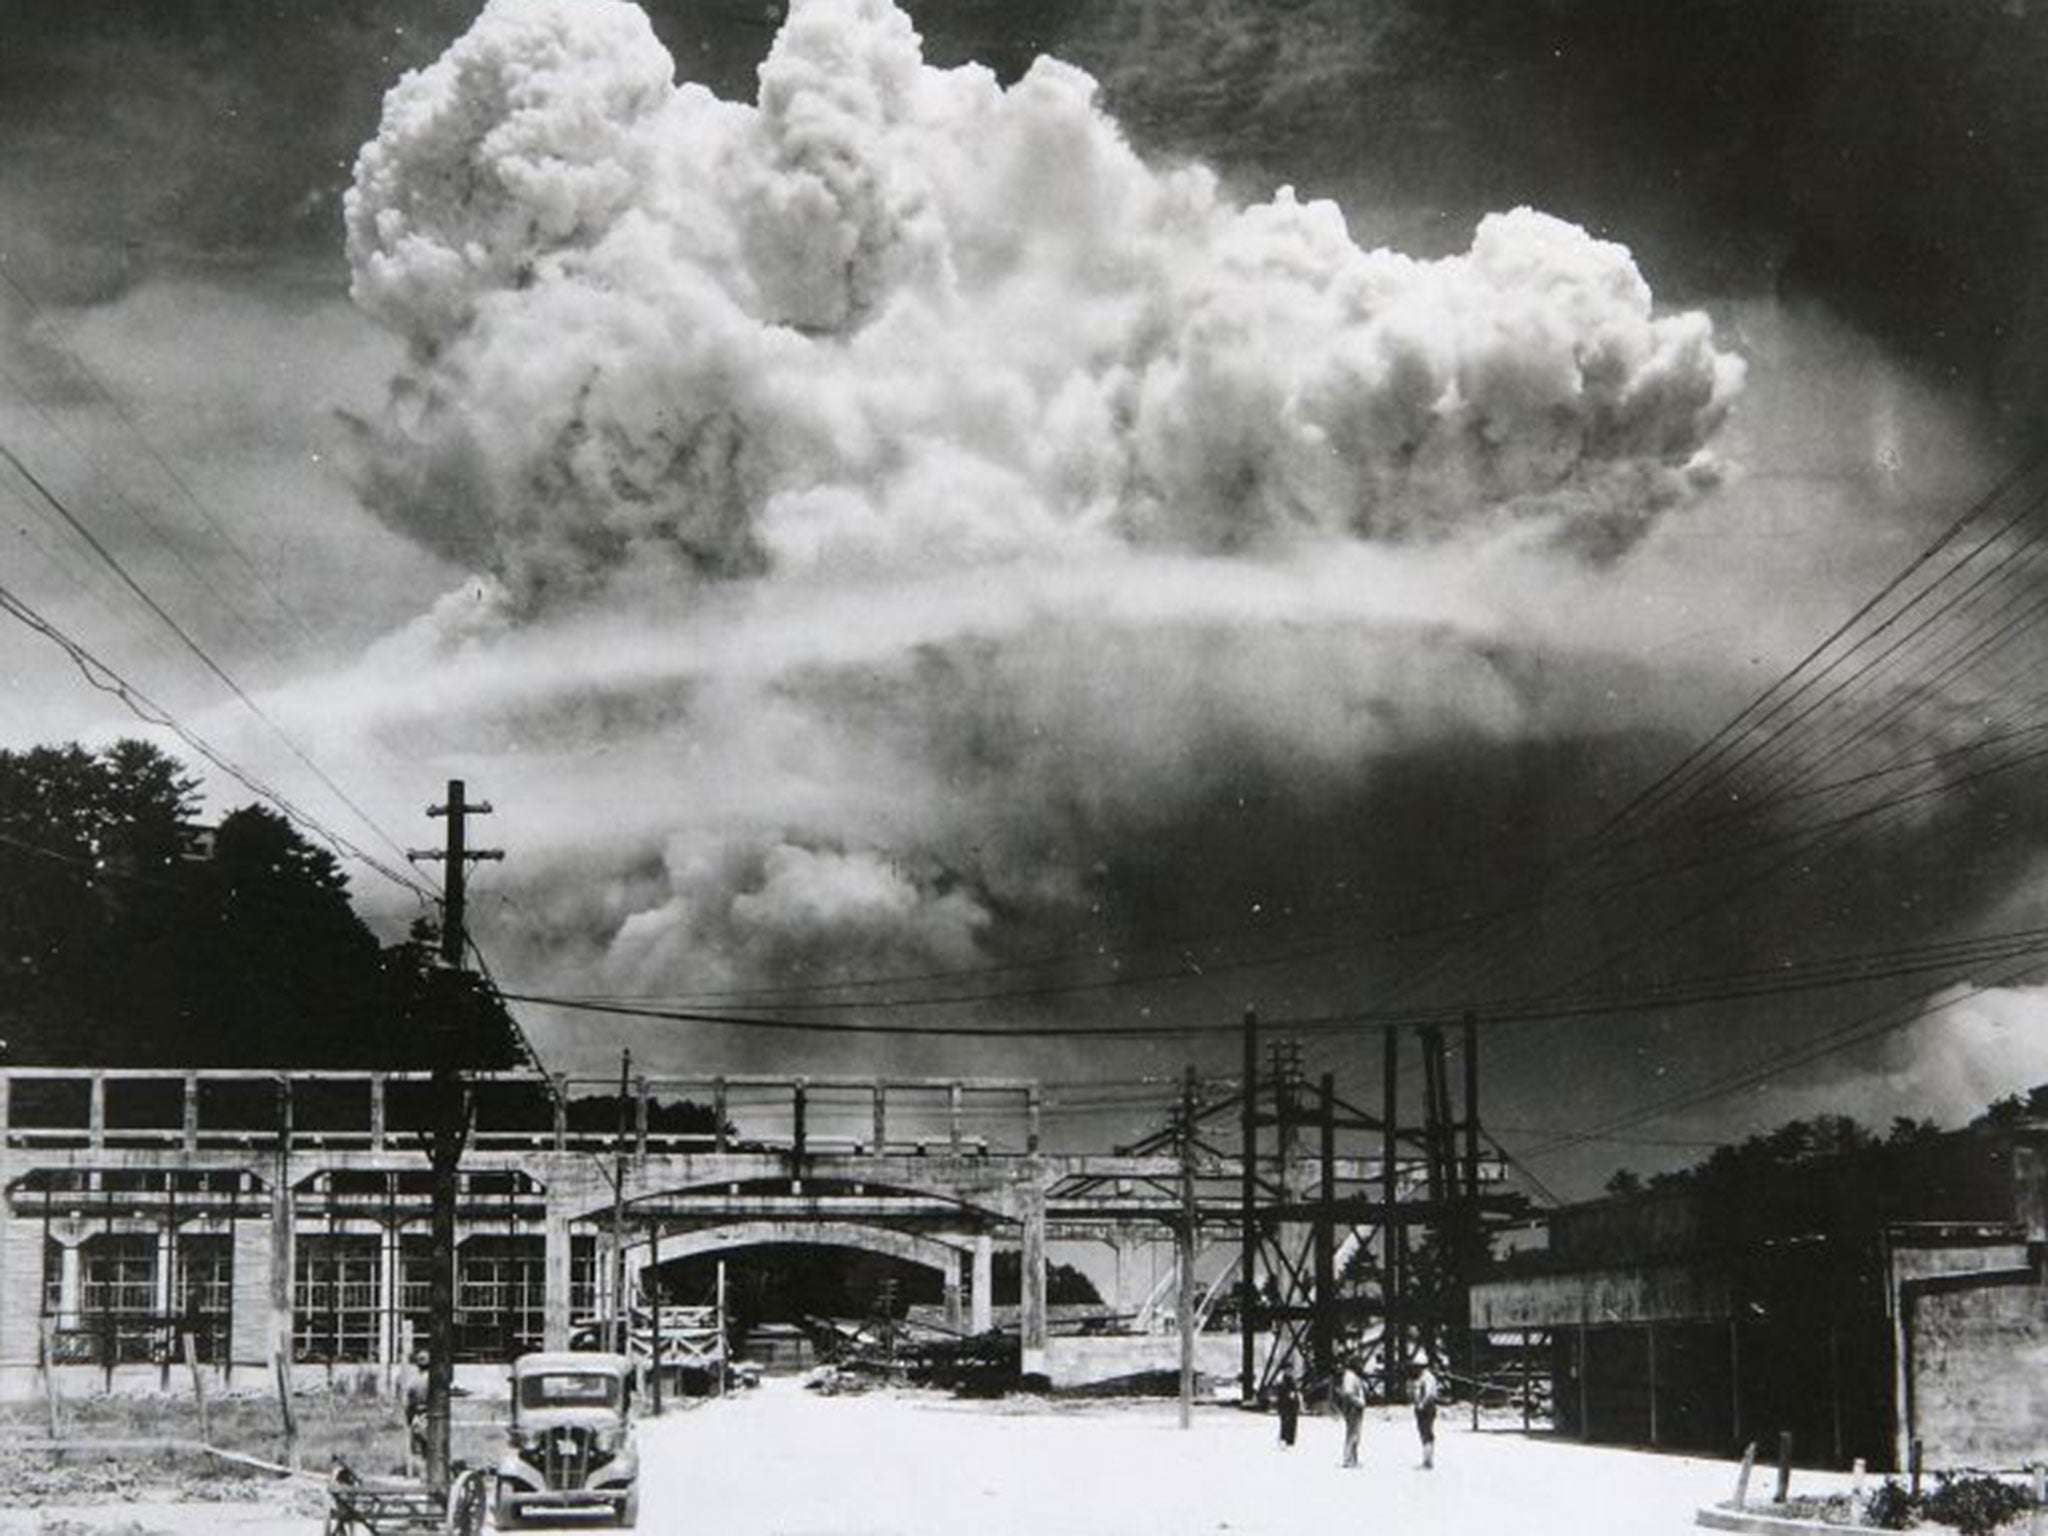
left=494, top=1351, right=639, bottom=1528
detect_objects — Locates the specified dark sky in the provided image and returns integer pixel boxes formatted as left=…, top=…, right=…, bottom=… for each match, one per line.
left=7, top=1, right=2044, bottom=418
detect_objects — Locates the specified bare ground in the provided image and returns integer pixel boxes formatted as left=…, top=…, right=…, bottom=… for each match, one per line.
left=0, top=1379, right=1859, bottom=1535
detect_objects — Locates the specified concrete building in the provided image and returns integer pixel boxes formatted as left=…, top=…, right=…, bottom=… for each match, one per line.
left=0, top=1066, right=1208, bottom=1398
left=1469, top=1118, right=2048, bottom=1471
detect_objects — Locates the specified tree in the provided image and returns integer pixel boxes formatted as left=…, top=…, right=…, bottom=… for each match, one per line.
left=0, top=738, right=523, bottom=1069
left=1972, top=1086, right=2048, bottom=1128
left=1886, top=1115, right=1941, bottom=1146
left=566, top=1094, right=732, bottom=1140
left=992, top=1251, right=1103, bottom=1307
left=0, top=739, right=200, bottom=1057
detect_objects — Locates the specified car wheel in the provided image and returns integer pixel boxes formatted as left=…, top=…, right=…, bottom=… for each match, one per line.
left=616, top=1489, right=640, bottom=1528
left=493, top=1491, right=522, bottom=1530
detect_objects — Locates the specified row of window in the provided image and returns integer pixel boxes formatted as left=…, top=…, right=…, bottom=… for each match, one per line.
left=43, top=1233, right=232, bottom=1364
left=43, top=1232, right=599, bottom=1364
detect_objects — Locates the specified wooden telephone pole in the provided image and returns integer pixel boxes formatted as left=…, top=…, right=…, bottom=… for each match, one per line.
left=1177, top=1067, right=1198, bottom=1430
left=408, top=780, right=502, bottom=1498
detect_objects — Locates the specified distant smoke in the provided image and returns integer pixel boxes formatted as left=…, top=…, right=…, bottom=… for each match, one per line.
left=337, top=0, right=1743, bottom=1016
left=1750, top=983, right=2048, bottom=1135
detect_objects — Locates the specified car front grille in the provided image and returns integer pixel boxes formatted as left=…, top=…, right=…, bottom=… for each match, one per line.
left=538, top=1426, right=595, bottom=1490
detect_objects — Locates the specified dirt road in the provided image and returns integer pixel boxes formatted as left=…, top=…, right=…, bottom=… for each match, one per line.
left=636, top=1379, right=1807, bottom=1536
left=1, top=1381, right=1848, bottom=1534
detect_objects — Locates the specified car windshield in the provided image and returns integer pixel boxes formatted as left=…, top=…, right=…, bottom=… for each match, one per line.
left=520, top=1372, right=620, bottom=1409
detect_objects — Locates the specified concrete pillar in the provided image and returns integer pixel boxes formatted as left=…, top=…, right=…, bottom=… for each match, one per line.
left=377, top=1224, right=401, bottom=1366
left=972, top=1234, right=993, bottom=1334
left=231, top=1210, right=272, bottom=1368
left=1019, top=1185, right=1048, bottom=1380
left=595, top=1229, right=616, bottom=1328
left=154, top=1226, right=175, bottom=1320
left=944, top=1249, right=963, bottom=1332
left=543, top=1199, right=573, bottom=1351
left=59, top=1241, right=82, bottom=1325
left=1109, top=1225, right=1148, bottom=1316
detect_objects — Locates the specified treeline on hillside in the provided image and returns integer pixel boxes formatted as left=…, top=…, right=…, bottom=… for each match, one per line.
left=1602, top=1112, right=1941, bottom=1198
left=1590, top=1093, right=2048, bottom=1248
left=0, top=738, right=521, bottom=1070
left=1603, top=1091, right=2048, bottom=1200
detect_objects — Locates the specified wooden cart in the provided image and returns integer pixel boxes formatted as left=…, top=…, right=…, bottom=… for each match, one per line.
left=325, top=1466, right=488, bottom=1536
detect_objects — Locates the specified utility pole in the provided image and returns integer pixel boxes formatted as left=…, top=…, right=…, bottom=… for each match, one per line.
left=610, top=1049, right=632, bottom=1357
left=1177, top=1066, right=1198, bottom=1430
left=407, top=779, right=502, bottom=1499
left=416, top=781, right=502, bottom=970
left=1238, top=1010, right=1258, bottom=1408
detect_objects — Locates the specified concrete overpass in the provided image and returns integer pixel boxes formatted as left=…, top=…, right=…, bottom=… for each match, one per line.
left=0, top=1066, right=1236, bottom=1394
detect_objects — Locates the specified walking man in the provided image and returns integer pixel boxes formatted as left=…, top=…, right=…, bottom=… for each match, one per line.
left=1334, top=1353, right=1366, bottom=1468
left=1275, top=1366, right=1302, bottom=1448
left=1412, top=1357, right=1441, bottom=1469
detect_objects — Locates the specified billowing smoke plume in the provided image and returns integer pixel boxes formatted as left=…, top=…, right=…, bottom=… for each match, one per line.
left=335, top=0, right=1745, bottom=1031
left=345, top=0, right=1739, bottom=596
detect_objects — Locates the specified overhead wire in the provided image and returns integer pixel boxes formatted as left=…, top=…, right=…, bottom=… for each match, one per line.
left=487, top=458, right=2048, bottom=1027
left=0, top=365, right=292, bottom=660
left=0, top=437, right=425, bottom=882
left=0, top=264, right=320, bottom=651
left=1242, top=452, right=2048, bottom=1167
left=1582, top=445, right=2048, bottom=846
left=1403, top=460, right=2048, bottom=993
left=499, top=919, right=2048, bottom=1039
left=1376, top=462, right=2048, bottom=1024
left=1509, top=947, right=2048, bottom=1166
left=0, top=577, right=433, bottom=902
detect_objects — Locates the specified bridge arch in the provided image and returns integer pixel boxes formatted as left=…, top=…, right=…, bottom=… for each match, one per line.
left=634, top=1220, right=969, bottom=1277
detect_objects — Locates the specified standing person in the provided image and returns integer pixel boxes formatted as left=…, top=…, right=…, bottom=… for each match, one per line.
left=401, top=1347, right=431, bottom=1476
left=1412, top=1357, right=1442, bottom=1469
left=1274, top=1366, right=1302, bottom=1448
left=1334, top=1353, right=1366, bottom=1468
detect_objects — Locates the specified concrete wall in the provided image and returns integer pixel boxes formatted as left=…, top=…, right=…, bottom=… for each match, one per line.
left=1045, top=1332, right=1240, bottom=1390
left=0, top=1213, right=40, bottom=1369
left=1470, top=1263, right=1730, bottom=1329
left=1906, top=1269, right=2048, bottom=1470
left=0, top=1139, right=1071, bottom=1401
left=1889, top=1238, right=2028, bottom=1288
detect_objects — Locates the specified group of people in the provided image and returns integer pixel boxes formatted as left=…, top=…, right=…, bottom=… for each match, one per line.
left=1271, top=1356, right=1441, bottom=1470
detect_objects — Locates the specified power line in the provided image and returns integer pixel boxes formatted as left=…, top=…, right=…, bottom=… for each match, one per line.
left=1288, top=456, right=2048, bottom=1105
left=1589, top=446, right=2048, bottom=845
left=0, top=436, right=422, bottom=878
left=0, top=578, right=433, bottom=901
left=1511, top=949, right=2048, bottom=1164
left=499, top=919, right=2048, bottom=1038
left=0, top=264, right=320, bottom=650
